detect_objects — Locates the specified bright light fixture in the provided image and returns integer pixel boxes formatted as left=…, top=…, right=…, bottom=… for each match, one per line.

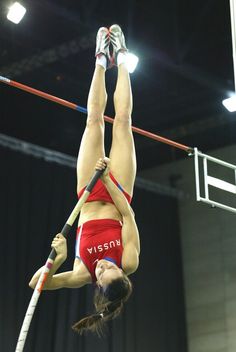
left=222, top=96, right=236, bottom=112
left=7, top=2, right=26, bottom=24
left=125, top=53, right=139, bottom=73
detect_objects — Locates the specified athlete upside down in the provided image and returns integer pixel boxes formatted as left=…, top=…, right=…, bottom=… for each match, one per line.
left=29, top=24, right=140, bottom=335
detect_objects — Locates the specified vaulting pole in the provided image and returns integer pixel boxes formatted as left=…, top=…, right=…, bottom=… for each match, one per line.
left=15, top=169, right=104, bottom=352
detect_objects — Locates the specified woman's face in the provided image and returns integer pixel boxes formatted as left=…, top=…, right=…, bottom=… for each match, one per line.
left=95, top=259, right=123, bottom=287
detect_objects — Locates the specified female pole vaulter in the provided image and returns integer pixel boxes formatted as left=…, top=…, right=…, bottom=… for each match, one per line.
left=29, top=24, right=140, bottom=335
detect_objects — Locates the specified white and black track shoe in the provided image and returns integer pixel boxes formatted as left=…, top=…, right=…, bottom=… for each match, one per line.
left=109, top=24, right=128, bottom=65
left=95, top=27, right=111, bottom=66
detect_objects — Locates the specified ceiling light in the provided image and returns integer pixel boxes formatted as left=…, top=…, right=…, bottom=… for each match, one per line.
left=126, top=53, right=139, bottom=73
left=222, top=96, right=236, bottom=112
left=7, top=2, right=26, bottom=24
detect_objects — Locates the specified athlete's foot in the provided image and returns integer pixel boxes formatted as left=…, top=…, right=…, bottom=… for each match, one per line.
left=109, top=24, right=128, bottom=66
left=95, top=27, right=111, bottom=68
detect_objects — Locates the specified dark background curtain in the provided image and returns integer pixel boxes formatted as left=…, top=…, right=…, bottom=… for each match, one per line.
left=0, top=145, right=187, bottom=352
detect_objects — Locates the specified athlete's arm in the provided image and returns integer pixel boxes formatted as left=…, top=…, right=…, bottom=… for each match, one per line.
left=29, top=234, right=90, bottom=290
left=97, top=157, right=133, bottom=217
left=120, top=212, right=140, bottom=275
left=29, top=264, right=89, bottom=290
left=96, top=158, right=140, bottom=274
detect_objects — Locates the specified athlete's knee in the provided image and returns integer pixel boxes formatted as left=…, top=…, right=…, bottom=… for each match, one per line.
left=114, top=113, right=131, bottom=125
left=86, top=113, right=104, bottom=128
left=113, top=114, right=132, bottom=133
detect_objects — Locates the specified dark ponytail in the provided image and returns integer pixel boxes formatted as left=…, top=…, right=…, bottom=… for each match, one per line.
left=72, top=274, right=132, bottom=336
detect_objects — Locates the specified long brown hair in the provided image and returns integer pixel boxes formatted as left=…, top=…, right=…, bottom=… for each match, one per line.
left=72, top=274, right=132, bottom=336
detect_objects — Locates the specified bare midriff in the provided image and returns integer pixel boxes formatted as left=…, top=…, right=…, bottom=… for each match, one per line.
left=78, top=201, right=122, bottom=226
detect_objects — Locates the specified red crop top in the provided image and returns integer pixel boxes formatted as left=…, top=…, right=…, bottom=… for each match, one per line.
left=77, top=172, right=132, bottom=204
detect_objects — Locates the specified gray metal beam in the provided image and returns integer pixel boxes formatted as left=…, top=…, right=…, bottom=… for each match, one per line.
left=0, top=33, right=95, bottom=78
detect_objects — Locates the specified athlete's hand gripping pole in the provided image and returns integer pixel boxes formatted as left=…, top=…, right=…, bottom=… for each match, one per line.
left=15, top=168, right=104, bottom=352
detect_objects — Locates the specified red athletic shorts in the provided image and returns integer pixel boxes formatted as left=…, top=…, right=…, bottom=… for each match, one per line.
left=75, top=219, right=123, bottom=282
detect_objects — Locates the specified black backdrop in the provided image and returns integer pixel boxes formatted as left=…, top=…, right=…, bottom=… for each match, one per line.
left=0, top=145, right=188, bottom=352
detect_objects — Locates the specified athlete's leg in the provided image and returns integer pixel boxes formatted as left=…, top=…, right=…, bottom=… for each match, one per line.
left=109, top=26, right=136, bottom=196
left=77, top=64, right=107, bottom=192
left=109, top=63, right=136, bottom=196
left=77, top=27, right=110, bottom=192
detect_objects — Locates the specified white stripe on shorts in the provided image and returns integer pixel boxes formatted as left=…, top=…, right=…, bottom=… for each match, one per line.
left=75, top=223, right=83, bottom=258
